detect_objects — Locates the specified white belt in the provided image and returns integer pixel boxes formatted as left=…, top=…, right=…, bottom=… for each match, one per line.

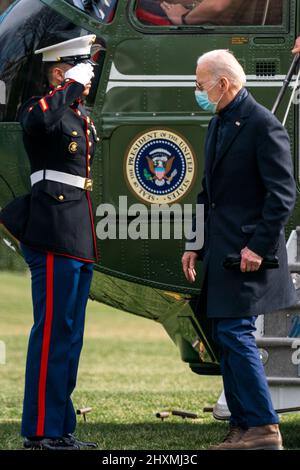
left=30, top=170, right=93, bottom=191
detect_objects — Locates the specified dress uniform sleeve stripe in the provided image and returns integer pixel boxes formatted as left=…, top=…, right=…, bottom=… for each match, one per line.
left=39, top=98, right=49, bottom=113
left=36, top=252, right=54, bottom=436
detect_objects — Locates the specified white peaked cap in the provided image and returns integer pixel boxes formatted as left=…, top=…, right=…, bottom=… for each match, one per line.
left=35, top=34, right=97, bottom=63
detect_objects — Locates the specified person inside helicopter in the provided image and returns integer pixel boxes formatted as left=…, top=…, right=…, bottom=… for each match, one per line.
left=136, top=0, right=283, bottom=26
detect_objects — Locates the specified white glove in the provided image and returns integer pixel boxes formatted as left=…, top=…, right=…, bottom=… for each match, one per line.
left=65, top=63, right=95, bottom=86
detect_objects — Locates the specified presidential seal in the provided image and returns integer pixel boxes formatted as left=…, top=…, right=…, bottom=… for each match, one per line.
left=125, top=129, right=196, bottom=204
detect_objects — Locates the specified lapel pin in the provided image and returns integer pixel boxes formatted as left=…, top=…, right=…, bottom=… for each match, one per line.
left=235, top=121, right=241, bottom=126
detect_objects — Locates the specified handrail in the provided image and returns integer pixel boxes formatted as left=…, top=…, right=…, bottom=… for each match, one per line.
left=271, top=53, right=300, bottom=116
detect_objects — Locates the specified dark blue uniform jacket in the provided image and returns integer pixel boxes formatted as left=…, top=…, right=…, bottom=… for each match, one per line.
left=0, top=79, right=98, bottom=262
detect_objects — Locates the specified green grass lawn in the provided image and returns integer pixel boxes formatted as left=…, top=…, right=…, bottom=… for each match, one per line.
left=0, top=271, right=300, bottom=450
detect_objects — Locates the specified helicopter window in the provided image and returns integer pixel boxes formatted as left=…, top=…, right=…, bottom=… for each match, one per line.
left=65, top=0, right=118, bottom=23
left=135, top=0, right=283, bottom=27
left=0, top=0, right=105, bottom=122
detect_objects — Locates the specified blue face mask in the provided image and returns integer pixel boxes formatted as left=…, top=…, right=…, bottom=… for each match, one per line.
left=194, top=81, right=223, bottom=113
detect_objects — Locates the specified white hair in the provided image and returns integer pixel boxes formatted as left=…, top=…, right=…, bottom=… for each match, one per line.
left=197, top=49, right=246, bottom=88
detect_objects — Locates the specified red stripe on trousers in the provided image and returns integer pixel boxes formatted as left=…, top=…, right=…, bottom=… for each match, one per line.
left=36, top=252, right=54, bottom=436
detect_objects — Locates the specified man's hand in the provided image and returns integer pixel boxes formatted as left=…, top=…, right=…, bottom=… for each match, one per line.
left=160, top=2, right=189, bottom=24
left=64, top=63, right=95, bottom=86
left=182, top=251, right=198, bottom=283
left=240, top=247, right=263, bottom=273
left=292, top=36, right=300, bottom=54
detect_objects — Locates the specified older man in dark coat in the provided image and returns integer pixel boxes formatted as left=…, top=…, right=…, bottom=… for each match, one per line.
left=182, top=49, right=298, bottom=450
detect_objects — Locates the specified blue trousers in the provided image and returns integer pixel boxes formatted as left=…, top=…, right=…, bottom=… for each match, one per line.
left=20, top=243, right=94, bottom=438
left=212, top=316, right=279, bottom=428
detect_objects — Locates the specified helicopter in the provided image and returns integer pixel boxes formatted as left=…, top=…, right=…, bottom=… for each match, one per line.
left=0, top=0, right=300, bottom=419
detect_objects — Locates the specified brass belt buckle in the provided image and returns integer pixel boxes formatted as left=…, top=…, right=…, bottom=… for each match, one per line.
left=84, top=178, right=93, bottom=191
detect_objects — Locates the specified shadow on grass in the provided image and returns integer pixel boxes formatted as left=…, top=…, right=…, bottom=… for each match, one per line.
left=0, top=420, right=300, bottom=450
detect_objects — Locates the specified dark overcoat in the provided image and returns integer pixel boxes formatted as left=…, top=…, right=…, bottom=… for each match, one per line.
left=187, top=92, right=298, bottom=318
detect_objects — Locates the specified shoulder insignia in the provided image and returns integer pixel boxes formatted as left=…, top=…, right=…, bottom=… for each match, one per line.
left=39, top=98, right=49, bottom=112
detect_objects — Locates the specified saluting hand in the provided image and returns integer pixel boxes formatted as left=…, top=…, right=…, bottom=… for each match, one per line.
left=65, top=63, right=95, bottom=86
left=240, top=246, right=263, bottom=272
left=292, top=36, right=300, bottom=54
left=182, top=251, right=198, bottom=283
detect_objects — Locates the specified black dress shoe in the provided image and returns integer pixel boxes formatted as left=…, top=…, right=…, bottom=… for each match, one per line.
left=24, top=437, right=80, bottom=450
left=63, top=433, right=98, bottom=448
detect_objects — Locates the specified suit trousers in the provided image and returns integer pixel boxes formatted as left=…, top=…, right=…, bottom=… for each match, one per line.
left=212, top=316, right=279, bottom=428
left=20, top=242, right=94, bottom=438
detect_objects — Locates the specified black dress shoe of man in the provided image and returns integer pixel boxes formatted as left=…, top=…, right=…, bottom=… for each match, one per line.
left=24, top=437, right=80, bottom=450
left=63, top=433, right=98, bottom=448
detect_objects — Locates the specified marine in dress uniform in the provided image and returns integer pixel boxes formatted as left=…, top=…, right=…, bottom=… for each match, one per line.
left=183, top=50, right=297, bottom=450
left=0, top=35, right=101, bottom=450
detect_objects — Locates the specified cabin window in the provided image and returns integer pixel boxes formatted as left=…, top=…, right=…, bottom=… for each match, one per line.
left=135, top=0, right=284, bottom=27
left=0, top=0, right=105, bottom=122
left=65, top=0, right=118, bottom=23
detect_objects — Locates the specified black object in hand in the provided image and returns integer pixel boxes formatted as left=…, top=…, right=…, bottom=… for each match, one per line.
left=223, top=255, right=279, bottom=270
